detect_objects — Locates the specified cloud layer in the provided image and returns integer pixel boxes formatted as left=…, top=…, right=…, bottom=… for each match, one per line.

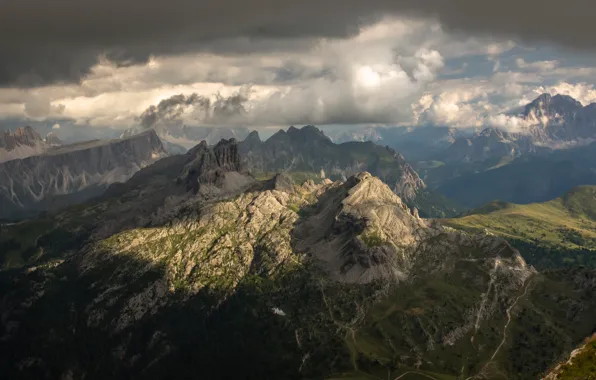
left=2, top=10, right=596, bottom=139
left=2, top=0, right=596, bottom=86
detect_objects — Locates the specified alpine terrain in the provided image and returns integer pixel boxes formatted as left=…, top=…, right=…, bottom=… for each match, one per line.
left=1, top=136, right=594, bottom=380
left=0, top=126, right=62, bottom=163
left=0, top=130, right=167, bottom=221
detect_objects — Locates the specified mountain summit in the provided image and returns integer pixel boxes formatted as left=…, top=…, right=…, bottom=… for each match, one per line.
left=238, top=125, right=459, bottom=217
left=0, top=126, right=61, bottom=163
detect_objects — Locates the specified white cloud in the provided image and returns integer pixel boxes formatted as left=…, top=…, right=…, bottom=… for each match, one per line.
left=0, top=18, right=452, bottom=129
left=485, top=114, right=532, bottom=133
left=486, top=41, right=516, bottom=57
left=533, top=82, right=596, bottom=105
left=1, top=16, right=596, bottom=136
left=516, top=58, right=559, bottom=71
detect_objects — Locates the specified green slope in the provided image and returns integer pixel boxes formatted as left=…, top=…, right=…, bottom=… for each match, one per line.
left=547, top=334, right=596, bottom=379
left=445, top=186, right=596, bottom=249
left=444, top=186, right=596, bottom=268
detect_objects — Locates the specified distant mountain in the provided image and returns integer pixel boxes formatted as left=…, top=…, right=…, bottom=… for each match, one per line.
left=436, top=141, right=596, bottom=210
left=0, top=130, right=167, bottom=220
left=522, top=93, right=595, bottom=141
left=238, top=125, right=462, bottom=217
left=321, top=125, right=465, bottom=161
left=0, top=126, right=62, bottom=163
left=439, top=127, right=544, bottom=164
left=121, top=125, right=251, bottom=152
left=440, top=93, right=596, bottom=165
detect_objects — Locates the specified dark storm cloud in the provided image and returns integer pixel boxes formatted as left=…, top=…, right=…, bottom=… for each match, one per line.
left=1, top=0, right=595, bottom=87
left=139, top=94, right=211, bottom=129
left=139, top=90, right=249, bottom=128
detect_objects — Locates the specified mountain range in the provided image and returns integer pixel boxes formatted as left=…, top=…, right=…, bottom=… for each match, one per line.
left=121, top=124, right=250, bottom=153
left=0, top=126, right=62, bottom=163
left=238, top=126, right=461, bottom=217
left=0, top=125, right=462, bottom=221
left=0, top=134, right=594, bottom=379
left=444, top=185, right=596, bottom=269
left=321, top=125, right=465, bottom=161
left=438, top=93, right=596, bottom=166
left=0, top=130, right=167, bottom=221
left=434, top=140, right=596, bottom=209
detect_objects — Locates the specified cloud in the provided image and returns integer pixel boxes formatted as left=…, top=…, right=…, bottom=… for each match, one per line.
left=0, top=20, right=449, bottom=128
left=415, top=90, right=533, bottom=132
left=516, top=58, right=559, bottom=71
left=23, top=94, right=66, bottom=119
left=486, top=41, right=517, bottom=57
left=139, top=93, right=211, bottom=129
left=485, top=114, right=532, bottom=133
left=138, top=87, right=252, bottom=128
left=532, top=82, right=596, bottom=105
left=2, top=0, right=596, bottom=86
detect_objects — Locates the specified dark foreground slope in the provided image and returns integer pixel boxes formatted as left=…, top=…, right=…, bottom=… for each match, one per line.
left=0, top=138, right=594, bottom=380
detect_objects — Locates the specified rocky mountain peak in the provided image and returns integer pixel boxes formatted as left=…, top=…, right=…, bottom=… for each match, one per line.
left=13, top=126, right=41, bottom=141
left=478, top=127, right=506, bottom=138
left=0, top=126, right=56, bottom=162
left=287, top=124, right=330, bottom=142
left=342, top=172, right=409, bottom=209
left=178, top=138, right=245, bottom=192
left=245, top=130, right=261, bottom=143
left=44, top=132, right=62, bottom=146
left=524, top=93, right=583, bottom=122
left=1, top=126, right=43, bottom=148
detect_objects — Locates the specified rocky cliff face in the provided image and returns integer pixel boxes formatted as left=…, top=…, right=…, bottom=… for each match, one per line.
left=178, top=139, right=244, bottom=192
left=0, top=126, right=62, bottom=163
left=237, top=125, right=461, bottom=217
left=238, top=125, right=426, bottom=201
left=0, top=129, right=167, bottom=220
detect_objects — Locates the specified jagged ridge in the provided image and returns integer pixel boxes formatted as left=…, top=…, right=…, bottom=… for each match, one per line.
left=0, top=130, right=167, bottom=220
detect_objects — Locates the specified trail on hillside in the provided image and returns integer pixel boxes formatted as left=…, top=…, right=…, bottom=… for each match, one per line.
left=465, top=276, right=534, bottom=380
left=490, top=277, right=533, bottom=361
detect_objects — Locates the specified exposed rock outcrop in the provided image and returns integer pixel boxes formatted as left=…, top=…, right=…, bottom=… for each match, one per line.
left=178, top=139, right=244, bottom=192
left=0, top=129, right=167, bottom=220
left=1, top=167, right=591, bottom=380
left=238, top=125, right=426, bottom=202
left=0, top=126, right=61, bottom=163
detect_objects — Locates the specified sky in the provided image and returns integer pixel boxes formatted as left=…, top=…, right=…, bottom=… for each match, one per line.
left=3, top=0, right=596, bottom=140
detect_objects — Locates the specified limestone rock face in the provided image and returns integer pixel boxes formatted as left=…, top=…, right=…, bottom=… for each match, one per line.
left=0, top=129, right=167, bottom=220
left=293, top=172, right=532, bottom=284
left=238, top=126, right=426, bottom=202
left=178, top=138, right=244, bottom=192
left=0, top=126, right=59, bottom=163
left=2, top=166, right=569, bottom=380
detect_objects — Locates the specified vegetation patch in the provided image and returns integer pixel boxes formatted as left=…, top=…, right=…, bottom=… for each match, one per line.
left=554, top=334, right=596, bottom=379
left=359, top=231, right=387, bottom=248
